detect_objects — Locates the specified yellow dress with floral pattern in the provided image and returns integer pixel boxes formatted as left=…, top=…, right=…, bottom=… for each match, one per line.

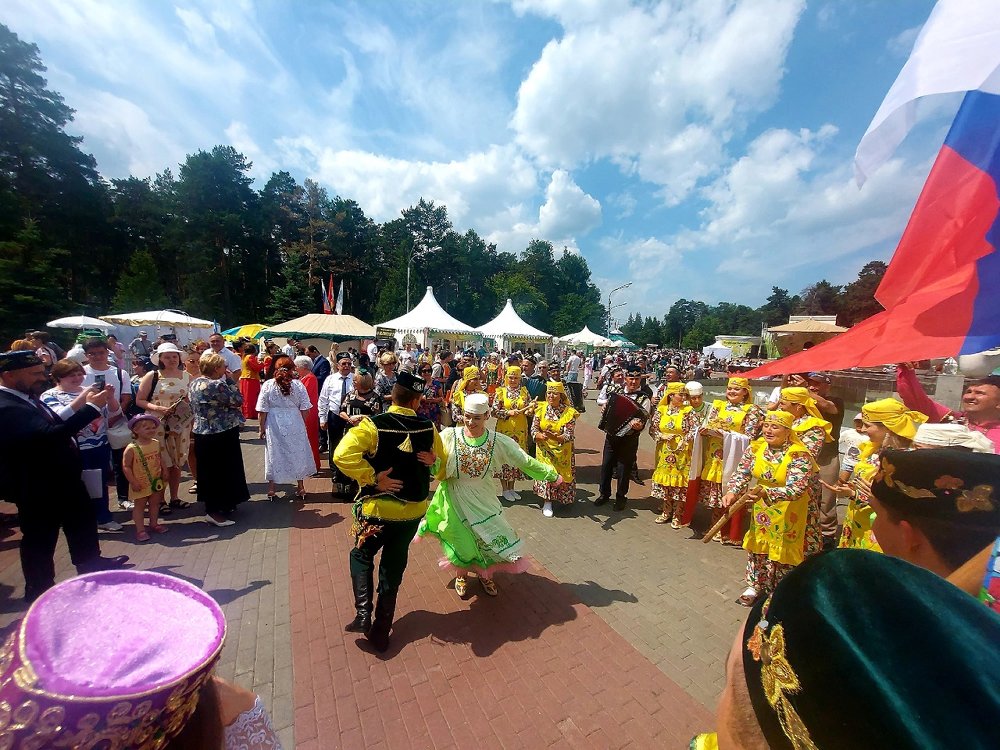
left=838, top=441, right=883, bottom=552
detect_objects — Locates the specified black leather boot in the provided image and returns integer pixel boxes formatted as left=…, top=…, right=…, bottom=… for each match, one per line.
left=344, top=573, right=374, bottom=634
left=366, top=590, right=398, bottom=652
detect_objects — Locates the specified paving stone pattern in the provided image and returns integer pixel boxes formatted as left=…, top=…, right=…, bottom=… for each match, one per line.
left=0, top=394, right=757, bottom=747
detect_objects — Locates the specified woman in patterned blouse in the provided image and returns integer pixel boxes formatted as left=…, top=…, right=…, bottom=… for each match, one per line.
left=722, top=410, right=817, bottom=607
left=189, top=352, right=250, bottom=526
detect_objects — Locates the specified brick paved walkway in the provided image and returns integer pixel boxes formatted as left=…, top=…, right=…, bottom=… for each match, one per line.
left=0, top=392, right=756, bottom=748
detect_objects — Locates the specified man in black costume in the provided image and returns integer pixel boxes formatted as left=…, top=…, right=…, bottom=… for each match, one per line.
left=333, top=370, right=446, bottom=652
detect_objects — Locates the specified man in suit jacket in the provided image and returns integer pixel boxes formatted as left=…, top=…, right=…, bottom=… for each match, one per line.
left=0, top=351, right=129, bottom=602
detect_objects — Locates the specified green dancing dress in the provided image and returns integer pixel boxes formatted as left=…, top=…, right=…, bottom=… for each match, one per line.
left=418, top=426, right=557, bottom=577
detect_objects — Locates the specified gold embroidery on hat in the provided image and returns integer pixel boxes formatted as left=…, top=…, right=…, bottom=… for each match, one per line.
left=957, top=485, right=995, bottom=513
left=894, top=481, right=937, bottom=499
left=753, top=623, right=818, bottom=750
left=879, top=459, right=897, bottom=487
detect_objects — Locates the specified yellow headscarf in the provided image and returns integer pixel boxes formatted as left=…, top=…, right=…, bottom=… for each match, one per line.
left=763, top=410, right=795, bottom=429
left=780, top=386, right=833, bottom=440
left=727, top=377, right=752, bottom=399
left=664, top=382, right=686, bottom=397
left=862, top=398, right=928, bottom=440
left=505, top=365, right=522, bottom=379
left=761, top=410, right=811, bottom=455
left=454, top=365, right=481, bottom=399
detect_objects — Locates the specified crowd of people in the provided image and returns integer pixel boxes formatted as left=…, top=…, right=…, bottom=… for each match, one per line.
left=2, top=329, right=998, bottom=748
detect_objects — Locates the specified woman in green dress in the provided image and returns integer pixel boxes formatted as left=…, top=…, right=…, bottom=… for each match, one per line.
left=418, top=393, right=561, bottom=598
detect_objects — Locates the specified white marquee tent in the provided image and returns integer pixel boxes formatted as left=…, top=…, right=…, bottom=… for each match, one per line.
left=377, top=286, right=479, bottom=348
left=475, top=299, right=552, bottom=353
left=703, top=343, right=733, bottom=359
left=558, top=325, right=617, bottom=349
left=100, top=309, right=216, bottom=348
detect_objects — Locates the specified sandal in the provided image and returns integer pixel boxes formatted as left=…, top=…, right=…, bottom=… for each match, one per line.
left=135, top=531, right=151, bottom=543
left=654, top=513, right=670, bottom=524
left=480, top=578, right=499, bottom=597
left=187, top=482, right=198, bottom=494
left=670, top=518, right=682, bottom=530
left=295, top=488, right=307, bottom=500
left=148, top=523, right=169, bottom=534
left=454, top=576, right=468, bottom=597
left=168, top=499, right=191, bottom=509
left=267, top=492, right=278, bottom=502
left=158, top=503, right=173, bottom=516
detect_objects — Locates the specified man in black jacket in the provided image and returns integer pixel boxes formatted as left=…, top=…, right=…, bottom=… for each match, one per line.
left=333, top=371, right=445, bottom=652
left=0, top=351, right=129, bottom=602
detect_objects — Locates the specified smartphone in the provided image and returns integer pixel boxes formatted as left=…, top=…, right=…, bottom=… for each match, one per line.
left=94, top=374, right=106, bottom=389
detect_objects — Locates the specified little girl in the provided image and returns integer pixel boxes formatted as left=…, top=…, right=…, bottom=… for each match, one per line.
left=122, top=414, right=167, bottom=541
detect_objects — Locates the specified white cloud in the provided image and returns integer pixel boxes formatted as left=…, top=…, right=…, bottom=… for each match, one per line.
left=886, top=24, right=921, bottom=58
left=306, top=144, right=537, bottom=229
left=538, top=170, right=601, bottom=237
left=511, top=0, right=806, bottom=203
left=69, top=91, right=187, bottom=178
left=619, top=125, right=931, bottom=307
left=224, top=121, right=279, bottom=182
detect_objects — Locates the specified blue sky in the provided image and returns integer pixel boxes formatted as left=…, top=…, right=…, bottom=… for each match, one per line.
left=5, top=0, right=946, bottom=322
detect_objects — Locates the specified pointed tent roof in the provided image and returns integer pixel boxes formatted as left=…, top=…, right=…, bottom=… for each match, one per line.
left=377, top=286, right=476, bottom=335
left=559, top=325, right=617, bottom=348
left=476, top=299, right=552, bottom=341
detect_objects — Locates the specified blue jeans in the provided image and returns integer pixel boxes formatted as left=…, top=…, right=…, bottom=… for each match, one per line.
left=80, top=443, right=114, bottom=524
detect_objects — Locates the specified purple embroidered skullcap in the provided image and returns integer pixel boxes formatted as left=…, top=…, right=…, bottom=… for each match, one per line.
left=0, top=570, right=226, bottom=748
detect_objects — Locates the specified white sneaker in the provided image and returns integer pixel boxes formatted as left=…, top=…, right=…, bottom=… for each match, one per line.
left=98, top=520, right=124, bottom=532
left=542, top=502, right=553, bottom=518
left=204, top=514, right=235, bottom=528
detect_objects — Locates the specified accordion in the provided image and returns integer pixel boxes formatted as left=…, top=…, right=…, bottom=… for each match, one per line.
left=598, top=392, right=647, bottom=435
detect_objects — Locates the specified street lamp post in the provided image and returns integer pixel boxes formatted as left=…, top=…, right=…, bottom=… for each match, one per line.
left=607, top=282, right=632, bottom=335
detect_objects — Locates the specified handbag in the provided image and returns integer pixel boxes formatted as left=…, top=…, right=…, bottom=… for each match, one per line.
left=106, top=416, right=133, bottom=450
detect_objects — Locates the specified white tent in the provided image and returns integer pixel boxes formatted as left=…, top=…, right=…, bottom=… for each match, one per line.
left=703, top=343, right=733, bottom=358
left=558, top=325, right=617, bottom=349
left=100, top=309, right=216, bottom=349
left=475, top=299, right=552, bottom=353
left=377, top=286, right=479, bottom=348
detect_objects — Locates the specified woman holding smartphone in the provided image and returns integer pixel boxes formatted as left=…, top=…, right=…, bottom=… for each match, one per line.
left=136, top=342, right=194, bottom=512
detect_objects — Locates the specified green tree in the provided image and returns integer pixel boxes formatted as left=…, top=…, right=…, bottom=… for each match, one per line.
left=174, top=146, right=258, bottom=321
left=756, top=287, right=795, bottom=327
left=111, top=248, right=168, bottom=311
left=839, top=260, right=887, bottom=326
left=664, top=299, right=709, bottom=346
left=681, top=315, right=722, bottom=349
left=0, top=24, right=112, bottom=312
left=0, top=219, right=68, bottom=341
left=796, top=280, right=843, bottom=319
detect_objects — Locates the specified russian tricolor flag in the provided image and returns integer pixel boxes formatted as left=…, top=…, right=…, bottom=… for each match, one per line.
left=747, top=0, right=1000, bottom=376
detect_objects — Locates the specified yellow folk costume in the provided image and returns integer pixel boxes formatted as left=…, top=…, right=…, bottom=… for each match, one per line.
left=779, top=387, right=835, bottom=558
left=698, top=378, right=763, bottom=506
left=838, top=398, right=926, bottom=552
left=725, top=411, right=817, bottom=600
left=651, top=383, right=697, bottom=524
left=531, top=381, right=578, bottom=505
left=492, top=367, right=534, bottom=482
